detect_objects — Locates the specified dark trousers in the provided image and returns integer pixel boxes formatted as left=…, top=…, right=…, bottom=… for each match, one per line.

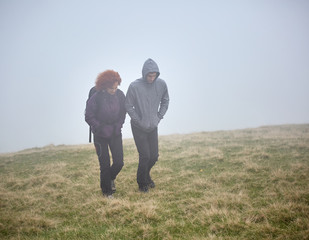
left=94, top=134, right=124, bottom=194
left=131, top=124, right=159, bottom=187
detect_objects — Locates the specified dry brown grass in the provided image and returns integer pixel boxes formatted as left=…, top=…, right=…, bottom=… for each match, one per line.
left=0, top=124, right=309, bottom=239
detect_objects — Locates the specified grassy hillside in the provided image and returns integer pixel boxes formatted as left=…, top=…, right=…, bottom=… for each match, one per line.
left=0, top=124, right=309, bottom=239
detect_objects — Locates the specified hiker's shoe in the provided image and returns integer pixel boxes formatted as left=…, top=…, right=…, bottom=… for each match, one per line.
left=139, top=185, right=149, bottom=193
left=111, top=180, right=116, bottom=193
left=148, top=180, right=155, bottom=189
left=106, top=194, right=114, bottom=199
left=103, top=193, right=114, bottom=199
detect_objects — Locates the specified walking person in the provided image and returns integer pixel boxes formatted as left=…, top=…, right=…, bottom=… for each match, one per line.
left=125, top=58, right=169, bottom=192
left=85, top=70, right=126, bottom=198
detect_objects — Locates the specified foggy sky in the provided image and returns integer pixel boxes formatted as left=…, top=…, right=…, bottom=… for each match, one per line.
left=1, top=0, right=309, bottom=153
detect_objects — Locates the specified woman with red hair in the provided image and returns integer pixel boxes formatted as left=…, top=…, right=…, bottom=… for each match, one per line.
left=85, top=70, right=126, bottom=198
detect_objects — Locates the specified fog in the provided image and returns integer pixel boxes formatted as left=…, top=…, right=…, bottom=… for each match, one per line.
left=1, top=0, right=309, bottom=153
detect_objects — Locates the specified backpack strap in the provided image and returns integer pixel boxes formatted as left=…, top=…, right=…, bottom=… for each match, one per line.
left=88, top=87, right=97, bottom=143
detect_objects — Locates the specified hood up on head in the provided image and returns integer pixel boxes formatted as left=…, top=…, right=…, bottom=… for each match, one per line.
left=142, top=58, right=160, bottom=81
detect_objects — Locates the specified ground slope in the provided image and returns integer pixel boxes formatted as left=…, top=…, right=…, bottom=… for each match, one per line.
left=0, top=124, right=308, bottom=239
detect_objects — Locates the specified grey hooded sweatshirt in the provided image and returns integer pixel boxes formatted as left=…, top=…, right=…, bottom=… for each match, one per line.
left=125, top=58, right=169, bottom=132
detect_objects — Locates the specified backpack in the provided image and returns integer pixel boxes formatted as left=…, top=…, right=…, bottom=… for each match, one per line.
left=87, top=86, right=97, bottom=143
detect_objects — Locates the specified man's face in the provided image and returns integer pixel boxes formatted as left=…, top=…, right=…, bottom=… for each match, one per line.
left=146, top=72, right=157, bottom=83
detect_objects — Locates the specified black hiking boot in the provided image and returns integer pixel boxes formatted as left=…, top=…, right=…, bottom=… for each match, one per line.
left=148, top=180, right=155, bottom=189
left=102, top=192, right=114, bottom=199
left=139, top=185, right=149, bottom=193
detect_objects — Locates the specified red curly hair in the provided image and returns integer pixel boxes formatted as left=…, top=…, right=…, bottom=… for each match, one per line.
left=95, top=70, right=122, bottom=91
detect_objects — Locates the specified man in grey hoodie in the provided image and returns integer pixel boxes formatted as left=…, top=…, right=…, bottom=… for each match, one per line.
left=125, top=58, right=169, bottom=192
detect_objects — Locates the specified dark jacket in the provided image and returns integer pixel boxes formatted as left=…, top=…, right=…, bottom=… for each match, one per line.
left=85, top=89, right=126, bottom=138
left=125, top=58, right=169, bottom=132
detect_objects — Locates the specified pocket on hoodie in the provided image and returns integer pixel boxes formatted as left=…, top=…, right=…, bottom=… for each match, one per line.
left=139, top=120, right=149, bottom=131
left=154, top=114, right=161, bottom=126
left=156, top=114, right=161, bottom=125
left=135, top=116, right=146, bottom=130
left=149, top=115, right=160, bottom=130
